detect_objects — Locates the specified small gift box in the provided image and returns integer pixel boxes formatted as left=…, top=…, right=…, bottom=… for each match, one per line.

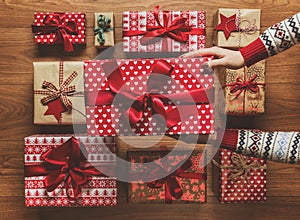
left=212, top=149, right=267, bottom=203
left=32, top=12, right=86, bottom=52
left=84, top=57, right=215, bottom=136
left=219, top=60, right=265, bottom=115
left=213, top=8, right=261, bottom=48
left=94, top=13, right=115, bottom=47
left=123, top=6, right=206, bottom=52
left=24, top=135, right=117, bottom=207
left=33, top=61, right=86, bottom=125
left=128, top=149, right=207, bottom=204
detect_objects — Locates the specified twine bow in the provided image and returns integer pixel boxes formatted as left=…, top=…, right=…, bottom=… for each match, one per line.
left=213, top=153, right=266, bottom=182
left=225, top=74, right=264, bottom=98
left=94, top=14, right=112, bottom=46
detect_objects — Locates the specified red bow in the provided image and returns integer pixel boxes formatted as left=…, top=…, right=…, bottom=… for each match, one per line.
left=226, top=74, right=264, bottom=98
left=123, top=6, right=205, bottom=50
left=32, top=13, right=78, bottom=52
left=86, top=59, right=214, bottom=131
left=25, top=137, right=109, bottom=199
left=145, top=152, right=206, bottom=203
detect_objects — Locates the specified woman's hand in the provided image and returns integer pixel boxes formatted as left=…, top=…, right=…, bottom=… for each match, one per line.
left=180, top=46, right=246, bottom=70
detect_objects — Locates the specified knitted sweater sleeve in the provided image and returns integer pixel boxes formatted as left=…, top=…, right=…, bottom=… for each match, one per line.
left=239, top=12, right=300, bottom=67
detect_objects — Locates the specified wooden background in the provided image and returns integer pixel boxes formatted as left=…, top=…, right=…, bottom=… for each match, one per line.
left=0, top=0, right=300, bottom=219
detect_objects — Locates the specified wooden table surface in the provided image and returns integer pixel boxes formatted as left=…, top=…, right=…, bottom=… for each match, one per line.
left=0, top=0, right=300, bottom=219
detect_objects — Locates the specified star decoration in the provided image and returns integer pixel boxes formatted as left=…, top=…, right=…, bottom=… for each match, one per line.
left=44, top=98, right=67, bottom=122
left=215, top=14, right=238, bottom=39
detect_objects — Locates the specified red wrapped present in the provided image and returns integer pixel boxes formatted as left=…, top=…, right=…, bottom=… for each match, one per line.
left=123, top=6, right=206, bottom=52
left=32, top=12, right=86, bottom=52
left=24, top=135, right=117, bottom=207
left=84, top=57, right=215, bottom=136
left=128, top=149, right=207, bottom=204
left=212, top=148, right=267, bottom=203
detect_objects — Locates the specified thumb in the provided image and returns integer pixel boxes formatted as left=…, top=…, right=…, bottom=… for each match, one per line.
left=208, top=58, right=226, bottom=68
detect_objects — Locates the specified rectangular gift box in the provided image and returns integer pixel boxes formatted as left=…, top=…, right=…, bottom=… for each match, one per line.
left=123, top=6, right=206, bottom=52
left=213, top=8, right=261, bottom=48
left=212, top=148, right=267, bottom=203
left=32, top=12, right=86, bottom=52
left=24, top=134, right=117, bottom=207
left=94, top=13, right=115, bottom=47
left=84, top=57, right=215, bottom=136
left=34, top=61, right=86, bottom=125
left=218, top=60, right=265, bottom=115
left=128, top=149, right=207, bottom=204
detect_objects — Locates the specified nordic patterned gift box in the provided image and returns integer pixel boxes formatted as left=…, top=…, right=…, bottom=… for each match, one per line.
left=212, top=148, right=267, bottom=203
left=84, top=57, right=215, bottom=136
left=123, top=6, right=206, bottom=52
left=24, top=135, right=117, bottom=207
left=33, top=61, right=86, bottom=125
left=128, top=149, right=207, bottom=204
left=32, top=12, right=86, bottom=52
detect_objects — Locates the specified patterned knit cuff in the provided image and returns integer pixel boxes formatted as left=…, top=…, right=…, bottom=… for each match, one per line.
left=239, top=38, right=269, bottom=67
left=220, top=129, right=239, bottom=151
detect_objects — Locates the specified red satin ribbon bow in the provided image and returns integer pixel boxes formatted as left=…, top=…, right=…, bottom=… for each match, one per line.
left=25, top=137, right=108, bottom=199
left=86, top=59, right=214, bottom=131
left=123, top=6, right=205, bottom=50
left=146, top=152, right=206, bottom=203
left=32, top=13, right=78, bottom=52
left=226, top=74, right=263, bottom=98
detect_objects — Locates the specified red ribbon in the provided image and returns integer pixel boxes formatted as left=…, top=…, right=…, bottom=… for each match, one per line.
left=226, top=74, right=264, bottom=98
left=32, top=13, right=78, bottom=52
left=25, top=137, right=110, bottom=199
left=123, top=6, right=205, bottom=50
left=145, top=150, right=206, bottom=203
left=86, top=59, right=214, bottom=131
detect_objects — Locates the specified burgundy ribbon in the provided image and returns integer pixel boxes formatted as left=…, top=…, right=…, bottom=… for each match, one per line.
left=25, top=137, right=109, bottom=199
left=146, top=150, right=206, bottom=203
left=32, top=13, right=78, bottom=52
left=123, top=6, right=205, bottom=50
left=86, top=59, right=214, bottom=130
left=226, top=74, right=264, bottom=98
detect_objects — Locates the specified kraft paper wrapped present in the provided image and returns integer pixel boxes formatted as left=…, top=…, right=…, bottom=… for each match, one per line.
left=213, top=8, right=261, bottom=48
left=128, top=149, right=207, bottom=204
left=84, top=57, right=215, bottom=136
left=123, top=6, right=206, bottom=52
left=33, top=61, right=86, bottom=124
left=212, top=148, right=267, bottom=203
left=94, top=13, right=115, bottom=47
left=24, top=135, right=117, bottom=207
left=32, top=12, right=86, bottom=52
left=219, top=60, right=265, bottom=115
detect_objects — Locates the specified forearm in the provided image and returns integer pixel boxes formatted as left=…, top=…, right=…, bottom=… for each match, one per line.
left=240, top=12, right=300, bottom=67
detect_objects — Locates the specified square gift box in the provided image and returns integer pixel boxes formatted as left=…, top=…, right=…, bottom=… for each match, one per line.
left=84, top=57, right=215, bottom=136
left=213, top=8, right=261, bottom=48
left=24, top=134, right=117, bottom=207
left=128, top=149, right=207, bottom=204
left=123, top=6, right=206, bottom=52
left=219, top=60, right=265, bottom=115
left=32, top=12, right=86, bottom=52
left=33, top=61, right=86, bottom=125
left=212, top=148, right=267, bottom=203
left=94, top=13, right=115, bottom=47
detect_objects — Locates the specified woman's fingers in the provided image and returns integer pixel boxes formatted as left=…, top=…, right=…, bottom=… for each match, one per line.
left=180, top=47, right=222, bottom=58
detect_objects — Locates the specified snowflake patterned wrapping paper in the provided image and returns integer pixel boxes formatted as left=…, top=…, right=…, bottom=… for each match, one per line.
left=221, top=129, right=300, bottom=164
left=123, top=6, right=206, bottom=52
left=94, top=12, right=115, bottom=47
left=32, top=12, right=86, bottom=52
left=127, top=150, right=207, bottom=204
left=218, top=60, right=265, bottom=115
left=213, top=9, right=261, bottom=48
left=24, top=135, right=117, bottom=207
left=84, top=57, right=215, bottom=136
left=212, top=149, right=267, bottom=203
left=33, top=61, right=86, bottom=125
